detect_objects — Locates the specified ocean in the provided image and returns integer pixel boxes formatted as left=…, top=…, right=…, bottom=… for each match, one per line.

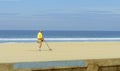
left=0, top=30, right=120, bottom=42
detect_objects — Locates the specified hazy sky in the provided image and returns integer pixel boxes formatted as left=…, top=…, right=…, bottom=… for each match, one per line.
left=0, top=0, right=120, bottom=30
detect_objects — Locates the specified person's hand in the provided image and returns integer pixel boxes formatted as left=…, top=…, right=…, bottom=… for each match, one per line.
left=42, top=38, right=44, bottom=41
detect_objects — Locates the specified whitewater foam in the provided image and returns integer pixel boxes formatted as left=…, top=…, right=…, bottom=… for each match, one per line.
left=0, top=38, right=120, bottom=42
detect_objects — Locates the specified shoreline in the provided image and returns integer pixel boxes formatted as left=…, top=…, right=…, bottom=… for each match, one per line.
left=1, top=40, right=120, bottom=43
left=1, top=37, right=120, bottom=43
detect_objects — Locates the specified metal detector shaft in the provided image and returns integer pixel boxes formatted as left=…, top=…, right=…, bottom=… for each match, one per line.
left=44, top=40, right=52, bottom=50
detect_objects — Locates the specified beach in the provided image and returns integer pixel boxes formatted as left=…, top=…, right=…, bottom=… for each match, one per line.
left=0, top=42, right=120, bottom=63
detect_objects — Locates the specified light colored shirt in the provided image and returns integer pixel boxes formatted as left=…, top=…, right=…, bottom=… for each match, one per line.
left=37, top=32, right=43, bottom=39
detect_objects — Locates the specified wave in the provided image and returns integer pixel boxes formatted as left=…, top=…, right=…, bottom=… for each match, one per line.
left=0, top=38, right=36, bottom=41
left=0, top=38, right=120, bottom=42
left=46, top=38, right=120, bottom=41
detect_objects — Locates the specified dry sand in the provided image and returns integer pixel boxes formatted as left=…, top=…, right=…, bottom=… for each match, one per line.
left=0, top=42, right=120, bottom=63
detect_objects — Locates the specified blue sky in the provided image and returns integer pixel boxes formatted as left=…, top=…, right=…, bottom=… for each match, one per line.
left=0, top=0, right=120, bottom=30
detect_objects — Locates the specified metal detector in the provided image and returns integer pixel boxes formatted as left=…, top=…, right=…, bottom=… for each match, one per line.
left=44, top=40, right=52, bottom=51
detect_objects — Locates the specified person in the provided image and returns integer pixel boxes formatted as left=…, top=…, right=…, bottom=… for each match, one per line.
left=37, top=30, right=44, bottom=51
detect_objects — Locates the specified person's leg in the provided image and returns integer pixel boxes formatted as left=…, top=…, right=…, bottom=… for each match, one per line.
left=39, top=41, right=42, bottom=51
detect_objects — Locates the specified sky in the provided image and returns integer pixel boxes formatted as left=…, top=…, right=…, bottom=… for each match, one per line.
left=0, top=0, right=120, bottom=31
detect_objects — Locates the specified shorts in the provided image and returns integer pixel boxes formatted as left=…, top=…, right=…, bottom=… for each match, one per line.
left=38, top=38, right=44, bottom=42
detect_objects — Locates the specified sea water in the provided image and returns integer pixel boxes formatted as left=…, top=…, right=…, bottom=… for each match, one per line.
left=0, top=30, right=120, bottom=42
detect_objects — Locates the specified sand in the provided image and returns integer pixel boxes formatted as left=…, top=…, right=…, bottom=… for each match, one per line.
left=0, top=42, right=120, bottom=63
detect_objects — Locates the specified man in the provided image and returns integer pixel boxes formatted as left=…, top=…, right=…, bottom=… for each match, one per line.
left=37, top=30, right=44, bottom=51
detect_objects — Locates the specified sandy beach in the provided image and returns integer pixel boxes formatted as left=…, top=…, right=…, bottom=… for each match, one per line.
left=0, top=42, right=120, bottom=63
